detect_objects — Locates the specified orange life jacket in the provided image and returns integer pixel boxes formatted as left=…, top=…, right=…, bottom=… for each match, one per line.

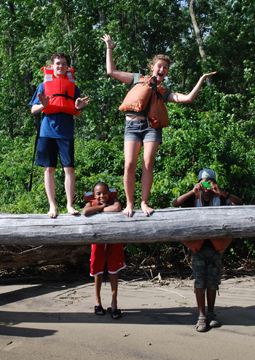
left=83, top=188, right=118, bottom=207
left=183, top=192, right=232, bottom=254
left=119, top=76, right=169, bottom=128
left=41, top=67, right=79, bottom=115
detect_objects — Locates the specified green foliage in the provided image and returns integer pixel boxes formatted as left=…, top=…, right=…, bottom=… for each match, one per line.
left=0, top=0, right=254, bottom=265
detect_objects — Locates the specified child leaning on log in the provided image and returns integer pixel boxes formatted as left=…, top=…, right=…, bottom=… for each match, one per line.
left=172, top=169, right=243, bottom=332
left=82, top=182, right=126, bottom=319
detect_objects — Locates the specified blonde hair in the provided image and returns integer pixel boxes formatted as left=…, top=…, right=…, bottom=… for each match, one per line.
left=149, top=54, right=170, bottom=75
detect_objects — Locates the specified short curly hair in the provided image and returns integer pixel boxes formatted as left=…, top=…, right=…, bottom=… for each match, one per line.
left=93, top=182, right=109, bottom=192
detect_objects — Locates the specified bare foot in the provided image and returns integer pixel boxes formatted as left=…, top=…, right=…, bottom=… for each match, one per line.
left=141, top=202, right=154, bottom=217
left=67, top=206, right=80, bottom=215
left=123, top=203, right=133, bottom=217
left=47, top=204, right=57, bottom=218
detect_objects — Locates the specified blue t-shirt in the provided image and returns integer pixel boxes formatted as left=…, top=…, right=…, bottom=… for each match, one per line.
left=29, top=83, right=80, bottom=140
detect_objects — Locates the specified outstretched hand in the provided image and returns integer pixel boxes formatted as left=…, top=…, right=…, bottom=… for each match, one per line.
left=101, top=33, right=117, bottom=49
left=202, top=71, right=217, bottom=80
left=75, top=96, right=91, bottom=110
left=37, top=93, right=50, bottom=108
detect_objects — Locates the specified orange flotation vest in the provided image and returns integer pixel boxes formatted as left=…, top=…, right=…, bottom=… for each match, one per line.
left=41, top=67, right=79, bottom=115
left=119, top=76, right=169, bottom=128
left=183, top=192, right=232, bottom=254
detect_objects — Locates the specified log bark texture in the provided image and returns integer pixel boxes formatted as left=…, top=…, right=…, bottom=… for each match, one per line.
left=0, top=206, right=254, bottom=246
left=0, top=245, right=90, bottom=269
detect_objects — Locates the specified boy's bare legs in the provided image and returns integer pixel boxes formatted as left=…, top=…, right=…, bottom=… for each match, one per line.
left=63, top=167, right=79, bottom=215
left=94, top=274, right=104, bottom=313
left=196, top=287, right=216, bottom=314
left=141, top=141, right=159, bottom=216
left=195, top=288, right=206, bottom=316
left=195, top=288, right=207, bottom=331
left=195, top=287, right=218, bottom=330
left=109, top=273, right=119, bottom=318
left=207, top=289, right=216, bottom=313
left=206, top=288, right=219, bottom=327
left=123, top=141, right=142, bottom=217
left=44, top=167, right=57, bottom=218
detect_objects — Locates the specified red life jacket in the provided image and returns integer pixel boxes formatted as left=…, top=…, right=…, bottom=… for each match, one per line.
left=183, top=192, right=232, bottom=254
left=41, top=67, right=79, bottom=115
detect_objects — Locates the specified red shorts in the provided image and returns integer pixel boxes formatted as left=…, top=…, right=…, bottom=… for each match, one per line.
left=90, top=244, right=126, bottom=276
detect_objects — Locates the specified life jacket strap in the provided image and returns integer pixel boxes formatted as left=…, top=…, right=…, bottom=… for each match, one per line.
left=52, top=91, right=75, bottom=101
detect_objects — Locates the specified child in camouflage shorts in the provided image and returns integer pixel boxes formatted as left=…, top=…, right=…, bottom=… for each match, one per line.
left=172, top=169, right=243, bottom=332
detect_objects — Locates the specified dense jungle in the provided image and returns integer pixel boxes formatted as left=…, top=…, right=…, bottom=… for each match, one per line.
left=0, top=0, right=254, bottom=276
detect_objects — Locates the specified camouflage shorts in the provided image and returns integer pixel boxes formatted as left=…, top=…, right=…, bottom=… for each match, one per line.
left=192, top=246, right=222, bottom=291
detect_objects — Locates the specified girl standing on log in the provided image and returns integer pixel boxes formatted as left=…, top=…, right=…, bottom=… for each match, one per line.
left=101, top=34, right=216, bottom=217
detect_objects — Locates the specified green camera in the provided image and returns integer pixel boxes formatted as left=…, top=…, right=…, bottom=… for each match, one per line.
left=202, top=181, right=211, bottom=188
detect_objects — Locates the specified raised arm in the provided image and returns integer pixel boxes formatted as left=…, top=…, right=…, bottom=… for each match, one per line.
left=172, top=183, right=203, bottom=207
left=101, top=34, right=133, bottom=84
left=74, top=96, right=91, bottom=118
left=167, top=72, right=217, bottom=104
left=210, top=183, right=243, bottom=205
left=31, top=93, right=49, bottom=114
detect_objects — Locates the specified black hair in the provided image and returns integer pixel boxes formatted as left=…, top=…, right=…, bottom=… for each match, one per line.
left=93, top=182, right=109, bottom=192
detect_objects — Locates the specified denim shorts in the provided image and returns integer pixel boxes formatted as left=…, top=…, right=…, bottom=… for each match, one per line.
left=124, top=119, right=162, bottom=143
left=191, top=246, right=222, bottom=291
left=35, top=137, right=74, bottom=168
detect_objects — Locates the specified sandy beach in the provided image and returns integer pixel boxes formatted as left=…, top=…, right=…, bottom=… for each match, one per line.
left=0, top=275, right=255, bottom=360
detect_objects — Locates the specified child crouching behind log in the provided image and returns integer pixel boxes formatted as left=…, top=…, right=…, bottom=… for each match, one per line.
left=82, top=182, right=126, bottom=319
left=172, top=169, right=243, bottom=332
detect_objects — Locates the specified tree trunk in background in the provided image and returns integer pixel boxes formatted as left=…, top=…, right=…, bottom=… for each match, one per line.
left=189, top=0, right=211, bottom=85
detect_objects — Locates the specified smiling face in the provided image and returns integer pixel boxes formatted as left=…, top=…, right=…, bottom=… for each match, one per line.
left=93, top=184, right=110, bottom=205
left=150, top=59, right=169, bottom=83
left=51, top=57, right=68, bottom=79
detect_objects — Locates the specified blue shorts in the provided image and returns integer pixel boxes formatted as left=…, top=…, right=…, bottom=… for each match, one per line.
left=124, top=119, right=162, bottom=143
left=35, top=137, right=74, bottom=168
left=192, top=246, right=222, bottom=291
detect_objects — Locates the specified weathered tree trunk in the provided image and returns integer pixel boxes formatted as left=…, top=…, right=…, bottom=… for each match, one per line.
left=0, top=207, right=254, bottom=268
left=0, top=207, right=254, bottom=246
left=0, top=245, right=90, bottom=269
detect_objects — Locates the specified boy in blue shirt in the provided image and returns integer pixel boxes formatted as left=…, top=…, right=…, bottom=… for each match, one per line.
left=30, top=53, right=90, bottom=217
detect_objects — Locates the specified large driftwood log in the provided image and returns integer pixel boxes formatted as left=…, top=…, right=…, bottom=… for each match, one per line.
left=0, top=206, right=254, bottom=246
left=0, top=245, right=90, bottom=269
